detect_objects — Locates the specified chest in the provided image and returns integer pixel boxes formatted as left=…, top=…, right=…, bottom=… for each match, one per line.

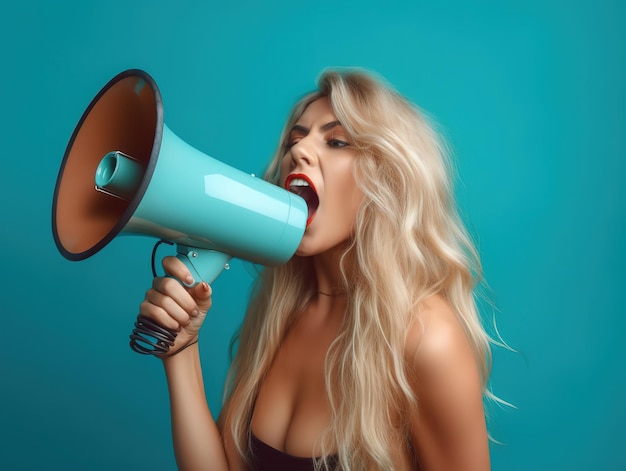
left=250, top=310, right=341, bottom=457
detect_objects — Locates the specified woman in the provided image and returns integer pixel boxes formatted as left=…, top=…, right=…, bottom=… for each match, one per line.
left=139, top=69, right=492, bottom=470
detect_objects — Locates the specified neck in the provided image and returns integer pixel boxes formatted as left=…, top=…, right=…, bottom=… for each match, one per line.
left=311, top=244, right=351, bottom=297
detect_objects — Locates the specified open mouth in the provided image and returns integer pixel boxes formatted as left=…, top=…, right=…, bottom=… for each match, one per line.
left=285, top=173, right=319, bottom=226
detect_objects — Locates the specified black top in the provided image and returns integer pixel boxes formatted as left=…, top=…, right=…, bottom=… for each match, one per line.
left=249, top=434, right=338, bottom=471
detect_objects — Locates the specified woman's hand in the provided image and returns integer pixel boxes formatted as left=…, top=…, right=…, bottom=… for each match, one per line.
left=139, top=256, right=213, bottom=355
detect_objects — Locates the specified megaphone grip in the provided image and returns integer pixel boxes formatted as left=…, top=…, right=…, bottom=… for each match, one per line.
left=130, top=241, right=232, bottom=356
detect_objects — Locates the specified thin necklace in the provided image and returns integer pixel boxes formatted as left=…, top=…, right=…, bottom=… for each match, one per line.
left=317, top=290, right=346, bottom=297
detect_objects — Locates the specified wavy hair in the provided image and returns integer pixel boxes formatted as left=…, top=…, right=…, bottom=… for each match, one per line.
left=220, top=69, right=492, bottom=470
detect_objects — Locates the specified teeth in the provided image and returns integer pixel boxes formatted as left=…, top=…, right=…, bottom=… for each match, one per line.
left=289, top=178, right=310, bottom=187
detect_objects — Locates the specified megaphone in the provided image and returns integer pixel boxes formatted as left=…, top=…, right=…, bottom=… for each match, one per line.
left=52, top=69, right=307, bottom=355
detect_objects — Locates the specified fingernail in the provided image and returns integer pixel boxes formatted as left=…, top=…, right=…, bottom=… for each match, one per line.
left=185, top=275, right=194, bottom=284
left=192, top=309, right=200, bottom=317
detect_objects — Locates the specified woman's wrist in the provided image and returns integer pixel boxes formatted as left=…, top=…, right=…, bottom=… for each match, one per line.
left=170, top=339, right=199, bottom=356
left=161, top=338, right=200, bottom=361
left=161, top=339, right=205, bottom=397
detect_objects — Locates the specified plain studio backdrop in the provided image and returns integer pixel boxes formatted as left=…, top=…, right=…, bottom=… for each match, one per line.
left=0, top=1, right=623, bottom=470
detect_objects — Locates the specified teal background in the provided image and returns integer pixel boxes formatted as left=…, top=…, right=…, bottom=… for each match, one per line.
left=1, top=1, right=624, bottom=470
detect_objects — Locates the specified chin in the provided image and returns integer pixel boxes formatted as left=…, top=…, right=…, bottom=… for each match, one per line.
left=293, top=239, right=322, bottom=258
left=294, top=245, right=314, bottom=258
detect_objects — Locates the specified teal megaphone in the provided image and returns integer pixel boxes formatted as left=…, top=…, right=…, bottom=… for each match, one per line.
left=52, top=69, right=307, bottom=355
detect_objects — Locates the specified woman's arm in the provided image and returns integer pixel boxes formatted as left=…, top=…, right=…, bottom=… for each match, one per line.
left=139, top=257, right=239, bottom=471
left=162, top=343, right=231, bottom=471
left=406, top=295, right=491, bottom=471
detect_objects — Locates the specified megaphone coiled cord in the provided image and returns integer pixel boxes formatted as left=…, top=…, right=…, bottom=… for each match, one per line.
left=129, top=314, right=177, bottom=355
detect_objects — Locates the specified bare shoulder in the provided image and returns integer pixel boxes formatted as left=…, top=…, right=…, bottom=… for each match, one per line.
left=404, top=294, right=490, bottom=470
left=405, top=293, right=474, bottom=372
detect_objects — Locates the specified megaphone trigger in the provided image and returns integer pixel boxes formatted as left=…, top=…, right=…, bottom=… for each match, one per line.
left=150, top=238, right=233, bottom=288
left=173, top=245, right=232, bottom=289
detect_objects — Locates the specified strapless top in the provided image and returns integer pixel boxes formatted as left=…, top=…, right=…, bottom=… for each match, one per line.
left=249, top=433, right=338, bottom=471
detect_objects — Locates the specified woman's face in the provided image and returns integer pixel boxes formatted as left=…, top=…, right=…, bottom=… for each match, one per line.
left=280, top=97, right=363, bottom=257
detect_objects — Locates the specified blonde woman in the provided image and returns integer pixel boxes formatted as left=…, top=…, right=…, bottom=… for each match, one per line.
left=139, top=69, right=492, bottom=470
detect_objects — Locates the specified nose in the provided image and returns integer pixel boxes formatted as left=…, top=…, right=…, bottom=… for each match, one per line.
left=289, top=136, right=317, bottom=169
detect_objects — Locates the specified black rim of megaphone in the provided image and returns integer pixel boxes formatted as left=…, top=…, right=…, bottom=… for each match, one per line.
left=52, top=69, right=164, bottom=261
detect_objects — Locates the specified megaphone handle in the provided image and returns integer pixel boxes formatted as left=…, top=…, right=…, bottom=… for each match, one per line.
left=129, top=245, right=232, bottom=356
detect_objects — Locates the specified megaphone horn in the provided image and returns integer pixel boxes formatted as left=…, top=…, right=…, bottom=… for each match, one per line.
left=52, top=69, right=307, bottom=355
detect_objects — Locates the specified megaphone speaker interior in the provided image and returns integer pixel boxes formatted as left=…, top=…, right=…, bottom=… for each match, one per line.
left=52, top=69, right=307, bottom=355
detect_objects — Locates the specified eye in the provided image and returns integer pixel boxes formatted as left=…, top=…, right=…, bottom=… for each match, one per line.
left=284, top=137, right=301, bottom=150
left=328, top=138, right=350, bottom=148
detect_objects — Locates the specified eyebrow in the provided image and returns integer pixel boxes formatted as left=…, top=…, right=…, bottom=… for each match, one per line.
left=290, top=120, right=343, bottom=134
left=321, top=120, right=342, bottom=132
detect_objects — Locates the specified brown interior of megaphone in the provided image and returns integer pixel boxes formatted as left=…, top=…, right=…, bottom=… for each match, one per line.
left=55, top=75, right=157, bottom=257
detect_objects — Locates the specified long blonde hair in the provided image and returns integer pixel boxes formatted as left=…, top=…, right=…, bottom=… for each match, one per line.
left=220, top=69, right=492, bottom=470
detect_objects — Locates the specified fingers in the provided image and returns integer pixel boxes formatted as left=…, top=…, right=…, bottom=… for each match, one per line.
left=138, top=256, right=216, bottom=338
left=162, top=256, right=195, bottom=286
left=139, top=277, right=212, bottom=332
left=161, top=256, right=213, bottom=312
left=190, top=280, right=213, bottom=313
left=140, top=283, right=190, bottom=331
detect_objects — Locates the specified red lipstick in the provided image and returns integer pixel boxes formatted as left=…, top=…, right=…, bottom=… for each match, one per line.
left=285, top=173, right=319, bottom=227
